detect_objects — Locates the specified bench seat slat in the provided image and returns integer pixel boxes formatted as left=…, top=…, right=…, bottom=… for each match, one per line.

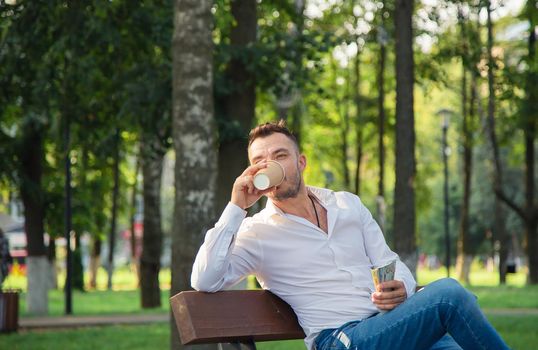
left=170, top=290, right=306, bottom=345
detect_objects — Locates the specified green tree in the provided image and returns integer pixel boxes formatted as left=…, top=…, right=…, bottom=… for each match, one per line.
left=115, top=0, right=173, bottom=308
left=0, top=0, right=56, bottom=315
left=486, top=0, right=538, bottom=284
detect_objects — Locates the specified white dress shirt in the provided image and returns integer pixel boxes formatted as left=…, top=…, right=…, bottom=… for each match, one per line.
left=191, top=186, right=417, bottom=350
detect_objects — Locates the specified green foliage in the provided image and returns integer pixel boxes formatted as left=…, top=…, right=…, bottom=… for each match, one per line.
left=214, top=0, right=333, bottom=144
left=0, top=0, right=172, bottom=234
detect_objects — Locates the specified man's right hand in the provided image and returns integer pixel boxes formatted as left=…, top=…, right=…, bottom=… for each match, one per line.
left=231, top=163, right=273, bottom=210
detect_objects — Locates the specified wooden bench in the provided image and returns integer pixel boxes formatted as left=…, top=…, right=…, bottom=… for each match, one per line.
left=170, top=290, right=305, bottom=349
left=171, top=286, right=424, bottom=349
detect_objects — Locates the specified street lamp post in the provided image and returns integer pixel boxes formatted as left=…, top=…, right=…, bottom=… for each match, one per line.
left=437, top=109, right=452, bottom=278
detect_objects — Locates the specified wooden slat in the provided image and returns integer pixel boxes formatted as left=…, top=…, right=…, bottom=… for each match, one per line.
left=170, top=290, right=305, bottom=345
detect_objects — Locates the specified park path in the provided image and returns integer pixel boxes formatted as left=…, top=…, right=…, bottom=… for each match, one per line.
left=19, top=313, right=169, bottom=330
left=17, top=308, right=537, bottom=331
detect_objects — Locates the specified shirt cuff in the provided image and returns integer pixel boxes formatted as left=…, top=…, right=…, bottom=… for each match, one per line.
left=399, top=276, right=417, bottom=298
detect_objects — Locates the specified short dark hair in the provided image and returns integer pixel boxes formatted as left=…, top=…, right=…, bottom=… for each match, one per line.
left=248, top=120, right=299, bottom=151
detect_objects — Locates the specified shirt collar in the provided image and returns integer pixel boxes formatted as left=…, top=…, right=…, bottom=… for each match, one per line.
left=263, top=186, right=335, bottom=219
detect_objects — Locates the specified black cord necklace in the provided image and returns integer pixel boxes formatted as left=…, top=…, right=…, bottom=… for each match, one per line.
left=308, top=195, right=320, bottom=228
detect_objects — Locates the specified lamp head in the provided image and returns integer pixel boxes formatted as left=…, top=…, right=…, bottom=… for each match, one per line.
left=436, top=108, right=453, bottom=129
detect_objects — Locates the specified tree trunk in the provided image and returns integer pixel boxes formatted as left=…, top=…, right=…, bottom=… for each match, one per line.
left=276, top=0, right=305, bottom=143
left=140, top=133, right=165, bottom=308
left=460, top=67, right=478, bottom=283
left=72, top=242, right=84, bottom=291
left=130, top=155, right=140, bottom=284
left=64, top=111, right=73, bottom=313
left=376, top=5, right=388, bottom=232
left=355, top=127, right=363, bottom=196
left=527, top=218, right=538, bottom=284
left=523, top=0, right=537, bottom=284
left=393, top=0, right=417, bottom=276
left=47, top=239, right=57, bottom=290
left=216, top=0, right=257, bottom=213
left=495, top=199, right=509, bottom=284
left=89, top=236, right=101, bottom=289
left=354, top=42, right=362, bottom=196
left=73, top=144, right=91, bottom=291
left=456, top=56, right=475, bottom=284
left=333, top=59, right=351, bottom=190
left=342, top=72, right=351, bottom=190
left=485, top=2, right=502, bottom=189
left=172, top=0, right=218, bottom=349
left=456, top=66, right=468, bottom=284
left=290, top=102, right=303, bottom=148
left=107, top=128, right=121, bottom=290
left=288, top=0, right=305, bottom=146
left=19, top=120, right=48, bottom=315
left=484, top=1, right=509, bottom=284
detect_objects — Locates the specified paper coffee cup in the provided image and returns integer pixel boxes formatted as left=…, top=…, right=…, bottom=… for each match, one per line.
left=253, top=161, right=285, bottom=190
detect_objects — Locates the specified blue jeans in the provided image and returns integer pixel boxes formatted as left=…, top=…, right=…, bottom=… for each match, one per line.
left=314, top=278, right=510, bottom=350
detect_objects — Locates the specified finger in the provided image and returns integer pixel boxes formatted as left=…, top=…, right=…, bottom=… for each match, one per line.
left=371, top=291, right=405, bottom=302
left=241, top=162, right=268, bottom=176
left=372, top=293, right=406, bottom=306
left=256, top=187, right=275, bottom=196
left=373, top=295, right=406, bottom=305
left=234, top=175, right=252, bottom=190
left=246, top=179, right=255, bottom=194
left=380, top=280, right=404, bottom=290
left=379, top=280, right=402, bottom=289
left=376, top=302, right=400, bottom=310
left=372, top=289, right=405, bottom=301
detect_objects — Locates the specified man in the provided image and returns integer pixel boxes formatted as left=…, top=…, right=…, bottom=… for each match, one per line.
left=192, top=121, right=510, bottom=349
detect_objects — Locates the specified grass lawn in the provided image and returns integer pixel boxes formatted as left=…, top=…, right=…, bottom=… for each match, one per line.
left=2, top=315, right=536, bottom=349
left=417, top=263, right=538, bottom=309
left=416, top=261, right=527, bottom=287
left=470, top=285, right=538, bottom=309
left=2, top=324, right=169, bottom=350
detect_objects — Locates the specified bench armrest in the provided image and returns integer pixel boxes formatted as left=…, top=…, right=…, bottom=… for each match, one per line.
left=170, top=290, right=305, bottom=345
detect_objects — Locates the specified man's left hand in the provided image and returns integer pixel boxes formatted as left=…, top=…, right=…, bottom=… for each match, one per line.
left=371, top=280, right=407, bottom=310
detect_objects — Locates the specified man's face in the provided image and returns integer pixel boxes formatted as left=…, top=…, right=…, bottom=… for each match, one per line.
left=248, top=133, right=306, bottom=201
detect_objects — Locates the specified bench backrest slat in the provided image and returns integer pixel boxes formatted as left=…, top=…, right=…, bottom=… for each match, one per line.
left=170, top=290, right=305, bottom=345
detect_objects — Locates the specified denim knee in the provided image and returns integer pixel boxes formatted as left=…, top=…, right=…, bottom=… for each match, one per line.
left=435, top=278, right=475, bottom=304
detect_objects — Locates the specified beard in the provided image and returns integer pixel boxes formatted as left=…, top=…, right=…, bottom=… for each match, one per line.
left=273, top=164, right=302, bottom=201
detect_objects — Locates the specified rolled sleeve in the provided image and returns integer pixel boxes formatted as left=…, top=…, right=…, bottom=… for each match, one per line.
left=395, top=261, right=417, bottom=298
